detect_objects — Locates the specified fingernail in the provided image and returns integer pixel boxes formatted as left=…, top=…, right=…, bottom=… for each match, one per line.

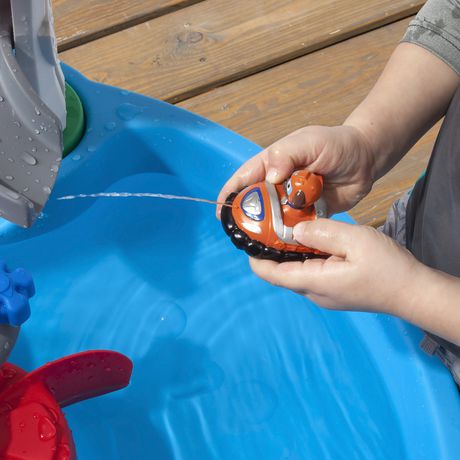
left=293, top=222, right=309, bottom=239
left=266, top=169, right=279, bottom=183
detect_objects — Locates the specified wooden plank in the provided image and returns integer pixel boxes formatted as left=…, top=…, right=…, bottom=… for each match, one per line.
left=178, top=19, right=439, bottom=227
left=53, top=0, right=203, bottom=51
left=60, top=0, right=424, bottom=103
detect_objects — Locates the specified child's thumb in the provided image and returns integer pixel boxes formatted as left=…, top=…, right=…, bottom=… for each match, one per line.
left=265, top=144, right=297, bottom=184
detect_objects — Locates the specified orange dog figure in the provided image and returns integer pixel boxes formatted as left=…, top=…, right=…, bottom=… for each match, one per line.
left=221, top=170, right=328, bottom=262
left=279, top=170, right=324, bottom=227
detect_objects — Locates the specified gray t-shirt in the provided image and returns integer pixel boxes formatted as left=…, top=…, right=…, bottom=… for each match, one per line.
left=400, top=1, right=460, bottom=381
left=402, top=0, right=460, bottom=75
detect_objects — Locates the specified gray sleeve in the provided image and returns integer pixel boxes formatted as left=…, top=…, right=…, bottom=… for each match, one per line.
left=402, top=0, right=460, bottom=75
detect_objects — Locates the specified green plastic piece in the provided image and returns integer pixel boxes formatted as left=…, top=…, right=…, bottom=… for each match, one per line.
left=62, top=83, right=85, bottom=157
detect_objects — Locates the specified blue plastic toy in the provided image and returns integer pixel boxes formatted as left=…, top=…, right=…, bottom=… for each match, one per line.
left=0, top=260, right=34, bottom=369
left=0, top=260, right=35, bottom=327
left=0, top=64, right=456, bottom=459
left=1, top=4, right=460, bottom=456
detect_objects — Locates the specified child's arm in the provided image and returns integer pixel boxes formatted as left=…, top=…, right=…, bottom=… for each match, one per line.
left=345, top=42, right=459, bottom=181
left=217, top=7, right=460, bottom=345
left=217, top=42, right=459, bottom=218
left=250, top=219, right=460, bottom=347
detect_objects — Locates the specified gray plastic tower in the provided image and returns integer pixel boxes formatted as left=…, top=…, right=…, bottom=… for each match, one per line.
left=0, top=0, right=65, bottom=227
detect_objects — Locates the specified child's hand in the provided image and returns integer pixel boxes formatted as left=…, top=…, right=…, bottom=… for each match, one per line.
left=217, top=125, right=376, bottom=217
left=249, top=219, right=420, bottom=314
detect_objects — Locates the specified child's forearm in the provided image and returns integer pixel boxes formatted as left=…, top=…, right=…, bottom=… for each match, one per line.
left=344, top=42, right=460, bottom=181
left=394, top=262, right=460, bottom=346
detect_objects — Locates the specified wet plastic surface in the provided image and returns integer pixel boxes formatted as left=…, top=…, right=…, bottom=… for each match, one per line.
left=0, top=351, right=132, bottom=460
left=4, top=65, right=460, bottom=459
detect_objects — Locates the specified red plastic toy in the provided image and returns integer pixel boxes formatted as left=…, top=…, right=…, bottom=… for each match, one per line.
left=0, top=350, right=132, bottom=459
left=222, top=170, right=328, bottom=262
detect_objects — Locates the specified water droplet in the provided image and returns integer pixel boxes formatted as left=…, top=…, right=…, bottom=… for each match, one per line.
left=12, top=121, right=21, bottom=128
left=87, top=146, right=96, bottom=153
left=0, top=96, right=4, bottom=102
left=31, top=147, right=37, bottom=153
left=50, top=165, right=58, bottom=173
left=3, top=341, right=9, bottom=350
left=104, top=121, right=117, bottom=131
left=22, top=152, right=37, bottom=165
left=120, top=90, right=129, bottom=96
left=150, top=301, right=187, bottom=340
left=104, top=367, right=112, bottom=372
left=43, top=186, right=51, bottom=195
left=28, top=137, right=32, bottom=142
left=38, top=416, right=56, bottom=441
left=7, top=190, right=20, bottom=200
left=34, top=129, right=40, bottom=135
left=7, top=157, right=13, bottom=163
left=72, top=154, right=81, bottom=161
left=34, top=178, right=40, bottom=184
left=34, top=107, right=41, bottom=116
left=116, top=103, right=143, bottom=121
left=23, top=187, right=29, bottom=192
left=5, top=175, right=13, bottom=181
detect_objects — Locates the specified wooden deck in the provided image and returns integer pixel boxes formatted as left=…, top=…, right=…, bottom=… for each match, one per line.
left=52, top=0, right=435, bottom=227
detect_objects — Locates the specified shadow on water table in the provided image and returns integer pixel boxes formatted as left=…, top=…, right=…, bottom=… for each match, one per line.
left=3, top=65, right=460, bottom=459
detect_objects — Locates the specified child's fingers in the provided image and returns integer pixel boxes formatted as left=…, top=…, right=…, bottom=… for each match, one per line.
left=264, top=133, right=321, bottom=183
left=249, top=257, right=342, bottom=293
left=216, top=153, right=267, bottom=218
left=293, top=219, right=354, bottom=258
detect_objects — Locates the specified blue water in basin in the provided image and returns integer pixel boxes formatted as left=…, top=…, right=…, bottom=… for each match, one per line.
left=3, top=65, right=460, bottom=459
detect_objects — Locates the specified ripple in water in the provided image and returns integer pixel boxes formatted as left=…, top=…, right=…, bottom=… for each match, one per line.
left=150, top=300, right=187, bottom=341
left=170, top=360, right=225, bottom=399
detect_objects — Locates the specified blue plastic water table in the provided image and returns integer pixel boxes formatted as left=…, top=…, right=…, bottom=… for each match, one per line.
left=4, top=65, right=460, bottom=459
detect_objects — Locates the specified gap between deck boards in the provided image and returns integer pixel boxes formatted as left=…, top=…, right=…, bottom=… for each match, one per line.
left=165, top=3, right=423, bottom=104
left=60, top=0, right=425, bottom=104
left=55, top=0, right=205, bottom=52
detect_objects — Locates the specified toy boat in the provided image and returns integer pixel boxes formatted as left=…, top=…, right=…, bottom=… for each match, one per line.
left=221, top=170, right=328, bottom=262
